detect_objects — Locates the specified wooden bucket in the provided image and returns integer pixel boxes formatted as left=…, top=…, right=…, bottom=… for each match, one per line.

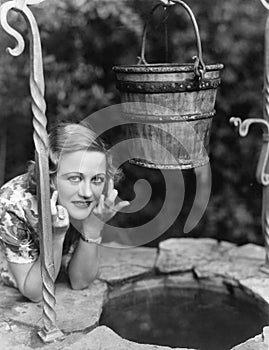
left=113, top=0, right=223, bottom=170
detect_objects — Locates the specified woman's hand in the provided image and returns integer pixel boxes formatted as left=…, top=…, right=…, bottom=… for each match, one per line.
left=82, top=179, right=129, bottom=236
left=19, top=192, right=69, bottom=302
left=23, top=191, right=69, bottom=237
left=94, top=179, right=130, bottom=222
left=50, top=191, right=69, bottom=237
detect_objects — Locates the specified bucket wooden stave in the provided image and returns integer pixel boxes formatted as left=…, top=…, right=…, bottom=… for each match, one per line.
left=113, top=1, right=223, bottom=170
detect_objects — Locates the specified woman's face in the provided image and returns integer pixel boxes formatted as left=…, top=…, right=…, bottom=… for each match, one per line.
left=55, top=150, right=107, bottom=221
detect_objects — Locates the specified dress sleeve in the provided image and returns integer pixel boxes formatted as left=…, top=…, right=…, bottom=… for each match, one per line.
left=0, top=205, right=39, bottom=264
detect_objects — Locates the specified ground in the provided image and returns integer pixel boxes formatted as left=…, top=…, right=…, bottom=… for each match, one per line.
left=1, top=238, right=269, bottom=349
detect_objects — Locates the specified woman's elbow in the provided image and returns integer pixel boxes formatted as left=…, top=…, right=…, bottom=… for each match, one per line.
left=70, top=277, right=93, bottom=290
left=69, top=272, right=98, bottom=290
left=27, top=294, right=42, bottom=303
left=18, top=283, right=43, bottom=303
left=68, top=266, right=99, bottom=290
left=19, top=288, right=42, bottom=303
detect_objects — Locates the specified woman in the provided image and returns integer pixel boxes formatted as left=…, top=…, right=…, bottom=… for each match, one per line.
left=0, top=122, right=129, bottom=302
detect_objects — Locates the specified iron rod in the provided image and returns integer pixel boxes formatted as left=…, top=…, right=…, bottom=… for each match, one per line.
left=261, top=11, right=269, bottom=267
left=0, top=0, right=63, bottom=342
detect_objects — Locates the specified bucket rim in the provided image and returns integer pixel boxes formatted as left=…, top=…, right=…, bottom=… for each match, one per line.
left=113, top=63, right=224, bottom=73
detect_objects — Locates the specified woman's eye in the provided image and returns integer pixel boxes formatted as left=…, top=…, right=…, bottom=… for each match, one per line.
left=91, top=176, right=105, bottom=185
left=68, top=176, right=81, bottom=183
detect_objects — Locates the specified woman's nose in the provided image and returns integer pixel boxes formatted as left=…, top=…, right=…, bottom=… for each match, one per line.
left=78, top=181, right=92, bottom=198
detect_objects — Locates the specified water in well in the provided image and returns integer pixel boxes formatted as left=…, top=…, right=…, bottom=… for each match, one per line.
left=100, top=286, right=269, bottom=350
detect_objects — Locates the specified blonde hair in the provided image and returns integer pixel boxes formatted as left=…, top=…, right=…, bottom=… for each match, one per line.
left=27, top=122, right=121, bottom=194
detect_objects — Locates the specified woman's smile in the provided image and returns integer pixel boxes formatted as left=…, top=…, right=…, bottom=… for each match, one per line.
left=72, top=201, right=92, bottom=208
left=72, top=200, right=93, bottom=209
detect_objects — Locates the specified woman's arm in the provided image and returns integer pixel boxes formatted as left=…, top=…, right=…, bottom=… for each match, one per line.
left=9, top=191, right=69, bottom=302
left=67, top=233, right=100, bottom=290
left=68, top=180, right=129, bottom=290
left=8, top=234, right=66, bottom=302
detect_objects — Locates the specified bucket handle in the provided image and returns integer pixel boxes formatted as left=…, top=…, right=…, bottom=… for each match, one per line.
left=138, top=0, right=206, bottom=77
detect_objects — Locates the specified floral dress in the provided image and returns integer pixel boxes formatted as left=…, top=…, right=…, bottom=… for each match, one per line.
left=0, top=174, right=79, bottom=288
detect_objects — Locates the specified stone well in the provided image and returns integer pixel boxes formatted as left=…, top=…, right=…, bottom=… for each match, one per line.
left=1, top=238, right=269, bottom=350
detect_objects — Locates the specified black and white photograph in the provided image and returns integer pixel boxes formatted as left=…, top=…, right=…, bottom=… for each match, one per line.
left=0, top=0, right=269, bottom=349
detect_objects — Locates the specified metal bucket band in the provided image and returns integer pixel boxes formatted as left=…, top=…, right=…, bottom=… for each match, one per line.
left=113, top=64, right=224, bottom=73
left=129, top=157, right=209, bottom=170
left=122, top=111, right=215, bottom=123
left=116, top=78, right=221, bottom=93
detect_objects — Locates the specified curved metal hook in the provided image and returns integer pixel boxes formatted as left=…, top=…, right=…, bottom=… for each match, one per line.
left=0, top=2, right=25, bottom=56
left=0, top=0, right=45, bottom=57
left=160, top=0, right=176, bottom=5
left=230, top=117, right=269, bottom=186
left=139, top=0, right=206, bottom=77
left=26, top=0, right=45, bottom=4
left=230, top=117, right=269, bottom=136
left=261, top=0, right=269, bottom=11
left=0, top=0, right=63, bottom=341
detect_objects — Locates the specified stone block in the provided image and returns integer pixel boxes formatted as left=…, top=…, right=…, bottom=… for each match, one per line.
left=62, top=326, right=196, bottom=350
left=1, top=280, right=107, bottom=333
left=156, top=238, right=234, bottom=273
left=99, top=243, right=157, bottom=283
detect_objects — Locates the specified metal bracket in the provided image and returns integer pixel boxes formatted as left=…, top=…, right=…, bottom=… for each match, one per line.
left=230, top=117, right=269, bottom=186
left=230, top=116, right=269, bottom=270
left=160, top=0, right=175, bottom=6
left=260, top=0, right=269, bottom=11
left=0, top=0, right=63, bottom=343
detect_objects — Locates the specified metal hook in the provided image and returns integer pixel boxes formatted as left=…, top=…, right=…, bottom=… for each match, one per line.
left=160, top=0, right=175, bottom=6
left=15, top=0, right=26, bottom=10
left=0, top=0, right=63, bottom=342
left=260, top=0, right=269, bottom=10
left=0, top=0, right=45, bottom=57
left=230, top=117, right=269, bottom=185
left=0, top=1, right=25, bottom=56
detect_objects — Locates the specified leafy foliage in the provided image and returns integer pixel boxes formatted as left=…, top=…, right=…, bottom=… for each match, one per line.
left=0, top=0, right=267, bottom=246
